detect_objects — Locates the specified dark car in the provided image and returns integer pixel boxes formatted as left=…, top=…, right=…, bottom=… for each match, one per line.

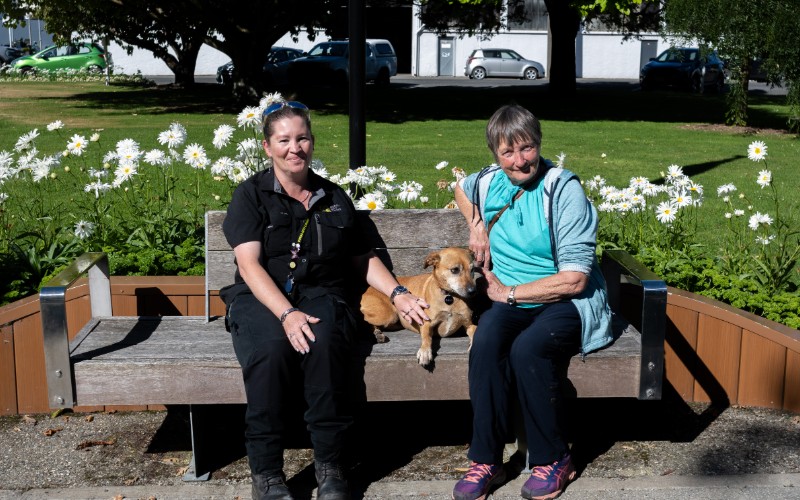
left=0, top=45, right=23, bottom=65
left=287, top=39, right=397, bottom=87
left=216, top=47, right=303, bottom=86
left=640, top=47, right=725, bottom=93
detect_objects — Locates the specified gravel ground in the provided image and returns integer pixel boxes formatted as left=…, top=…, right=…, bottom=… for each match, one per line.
left=1, top=398, right=798, bottom=493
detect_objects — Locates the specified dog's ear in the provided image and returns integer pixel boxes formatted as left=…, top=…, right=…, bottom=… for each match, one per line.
left=424, top=250, right=441, bottom=269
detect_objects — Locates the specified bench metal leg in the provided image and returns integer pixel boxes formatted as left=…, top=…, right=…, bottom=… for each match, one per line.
left=183, top=404, right=211, bottom=481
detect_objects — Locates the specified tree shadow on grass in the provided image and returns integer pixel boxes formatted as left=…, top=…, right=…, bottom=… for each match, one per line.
left=53, top=80, right=792, bottom=131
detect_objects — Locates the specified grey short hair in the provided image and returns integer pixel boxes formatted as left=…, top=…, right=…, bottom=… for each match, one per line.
left=485, top=104, right=542, bottom=160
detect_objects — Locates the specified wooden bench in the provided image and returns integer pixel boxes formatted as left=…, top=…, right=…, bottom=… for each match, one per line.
left=40, top=209, right=666, bottom=480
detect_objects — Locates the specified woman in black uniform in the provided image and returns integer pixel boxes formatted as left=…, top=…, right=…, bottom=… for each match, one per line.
left=222, top=100, right=429, bottom=500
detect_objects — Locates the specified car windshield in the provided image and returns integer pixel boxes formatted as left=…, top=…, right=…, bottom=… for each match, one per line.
left=657, top=49, right=696, bottom=63
left=308, top=43, right=347, bottom=57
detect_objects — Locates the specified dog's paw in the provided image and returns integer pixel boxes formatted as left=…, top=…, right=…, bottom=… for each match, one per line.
left=373, top=329, right=389, bottom=343
left=416, top=347, right=433, bottom=366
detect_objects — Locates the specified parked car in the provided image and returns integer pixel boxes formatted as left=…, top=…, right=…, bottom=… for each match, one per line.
left=0, top=45, right=23, bottom=65
left=640, top=47, right=725, bottom=93
left=11, top=42, right=109, bottom=73
left=464, top=48, right=545, bottom=80
left=287, top=39, right=398, bottom=86
left=216, top=46, right=304, bottom=87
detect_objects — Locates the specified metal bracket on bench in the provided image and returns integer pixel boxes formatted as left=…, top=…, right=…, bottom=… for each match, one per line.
left=601, top=250, right=667, bottom=400
left=39, top=252, right=111, bottom=409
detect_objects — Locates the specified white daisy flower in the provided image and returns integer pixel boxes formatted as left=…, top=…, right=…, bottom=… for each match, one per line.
left=259, top=92, right=284, bottom=111
left=756, top=235, right=775, bottom=245
left=356, top=192, right=386, bottom=210
left=717, top=183, right=737, bottom=196
left=90, top=133, right=101, bottom=142
left=15, top=129, right=39, bottom=152
left=655, top=201, right=678, bottom=224
left=748, top=212, right=773, bottom=230
left=396, top=181, right=423, bottom=202
left=666, top=164, right=684, bottom=180
left=74, top=220, right=95, bottom=239
left=211, top=156, right=234, bottom=176
left=47, top=120, right=64, bottom=131
left=236, top=106, right=262, bottom=129
left=212, top=124, right=235, bottom=149
left=236, top=138, right=259, bottom=156
left=597, top=201, right=614, bottom=212
left=725, top=213, right=733, bottom=219
left=434, top=160, right=449, bottom=170
left=66, top=134, right=88, bottom=156
left=734, top=209, right=745, bottom=217
left=555, top=152, right=567, bottom=167
left=144, top=149, right=169, bottom=166
left=629, top=176, right=649, bottom=190
left=756, top=169, right=772, bottom=188
left=31, top=161, right=51, bottom=182
left=672, top=192, right=692, bottom=208
left=114, top=163, right=138, bottom=185
left=0, top=193, right=8, bottom=204
left=157, top=124, right=186, bottom=148
left=182, top=143, right=207, bottom=168
left=311, top=164, right=329, bottom=179
left=84, top=180, right=112, bottom=198
left=747, top=140, right=767, bottom=162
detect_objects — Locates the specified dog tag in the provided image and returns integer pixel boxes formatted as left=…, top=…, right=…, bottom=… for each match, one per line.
left=444, top=294, right=454, bottom=305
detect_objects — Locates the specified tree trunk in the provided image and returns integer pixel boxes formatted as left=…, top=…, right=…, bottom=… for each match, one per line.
left=229, top=40, right=272, bottom=104
left=544, top=0, right=581, bottom=96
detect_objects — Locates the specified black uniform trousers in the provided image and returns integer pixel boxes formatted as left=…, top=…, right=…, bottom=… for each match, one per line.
left=227, top=291, right=356, bottom=476
left=467, top=300, right=581, bottom=467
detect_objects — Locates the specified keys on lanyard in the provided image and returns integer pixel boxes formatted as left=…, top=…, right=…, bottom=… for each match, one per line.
left=285, top=219, right=309, bottom=293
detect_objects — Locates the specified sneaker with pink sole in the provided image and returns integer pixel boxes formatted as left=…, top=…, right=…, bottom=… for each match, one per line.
left=521, top=453, right=576, bottom=500
left=452, top=461, right=506, bottom=500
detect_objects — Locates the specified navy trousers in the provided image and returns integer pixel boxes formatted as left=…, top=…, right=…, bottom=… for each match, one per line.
left=467, top=300, right=581, bottom=466
left=227, top=292, right=356, bottom=476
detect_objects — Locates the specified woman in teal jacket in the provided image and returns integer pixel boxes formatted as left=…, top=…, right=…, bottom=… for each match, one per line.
left=452, top=104, right=612, bottom=500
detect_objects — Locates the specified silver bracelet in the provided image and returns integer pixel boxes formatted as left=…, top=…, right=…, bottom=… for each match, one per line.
left=280, top=307, right=300, bottom=323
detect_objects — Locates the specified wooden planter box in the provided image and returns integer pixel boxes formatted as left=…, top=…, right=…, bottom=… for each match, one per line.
left=1, top=279, right=798, bottom=415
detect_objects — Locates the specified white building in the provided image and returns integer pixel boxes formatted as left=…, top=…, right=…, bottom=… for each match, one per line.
left=5, top=4, right=679, bottom=80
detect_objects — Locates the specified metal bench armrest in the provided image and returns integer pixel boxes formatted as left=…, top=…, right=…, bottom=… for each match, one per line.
left=601, top=249, right=667, bottom=400
left=39, top=252, right=111, bottom=409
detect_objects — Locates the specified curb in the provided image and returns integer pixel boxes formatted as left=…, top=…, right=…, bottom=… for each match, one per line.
left=2, top=473, right=798, bottom=500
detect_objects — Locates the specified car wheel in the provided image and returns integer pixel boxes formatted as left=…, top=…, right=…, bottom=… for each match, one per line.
left=18, top=66, right=33, bottom=75
left=470, top=67, right=486, bottom=80
left=523, top=67, right=539, bottom=80
left=691, top=74, right=704, bottom=94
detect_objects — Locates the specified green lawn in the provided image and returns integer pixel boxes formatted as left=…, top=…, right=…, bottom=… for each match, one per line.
left=1, top=80, right=798, bottom=252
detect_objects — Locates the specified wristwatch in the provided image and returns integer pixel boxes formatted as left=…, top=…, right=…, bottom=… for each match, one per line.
left=390, top=285, right=410, bottom=304
left=507, top=285, right=518, bottom=306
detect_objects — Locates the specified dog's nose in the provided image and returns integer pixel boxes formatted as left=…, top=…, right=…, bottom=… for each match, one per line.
left=465, top=284, right=477, bottom=296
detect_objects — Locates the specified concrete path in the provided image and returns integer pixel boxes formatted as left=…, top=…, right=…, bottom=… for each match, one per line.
left=2, top=473, right=798, bottom=500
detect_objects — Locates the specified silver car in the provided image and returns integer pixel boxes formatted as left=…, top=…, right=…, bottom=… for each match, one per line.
left=465, top=48, right=545, bottom=80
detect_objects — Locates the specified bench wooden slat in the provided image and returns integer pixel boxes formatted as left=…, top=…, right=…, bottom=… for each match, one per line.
left=69, top=315, right=641, bottom=405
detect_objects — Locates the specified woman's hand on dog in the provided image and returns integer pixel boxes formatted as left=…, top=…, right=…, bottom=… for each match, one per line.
left=468, top=222, right=491, bottom=268
left=394, top=293, right=430, bottom=325
left=283, top=310, right=320, bottom=354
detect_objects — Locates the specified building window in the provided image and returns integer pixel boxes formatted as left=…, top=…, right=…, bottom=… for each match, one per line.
left=507, top=0, right=548, bottom=32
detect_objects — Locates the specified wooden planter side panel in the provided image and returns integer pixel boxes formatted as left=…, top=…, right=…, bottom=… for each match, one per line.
left=664, top=304, right=698, bottom=401
left=784, top=350, right=800, bottom=413
left=0, top=325, right=16, bottom=415
left=693, top=315, right=742, bottom=405
left=738, top=330, right=787, bottom=409
left=2, top=280, right=799, bottom=415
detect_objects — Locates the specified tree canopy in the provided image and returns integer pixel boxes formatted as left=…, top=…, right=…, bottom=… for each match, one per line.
left=1, top=0, right=337, bottom=99
left=664, top=0, right=800, bottom=128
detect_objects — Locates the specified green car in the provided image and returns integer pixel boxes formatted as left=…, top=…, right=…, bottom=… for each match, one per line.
left=12, top=42, right=110, bottom=73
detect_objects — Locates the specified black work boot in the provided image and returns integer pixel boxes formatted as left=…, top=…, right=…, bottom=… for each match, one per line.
left=251, top=472, right=293, bottom=500
left=315, top=462, right=350, bottom=499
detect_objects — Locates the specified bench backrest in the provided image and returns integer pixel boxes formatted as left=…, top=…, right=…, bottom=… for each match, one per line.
left=205, top=209, right=471, bottom=318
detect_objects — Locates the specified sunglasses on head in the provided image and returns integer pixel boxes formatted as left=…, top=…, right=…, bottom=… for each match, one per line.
left=262, top=100, right=309, bottom=118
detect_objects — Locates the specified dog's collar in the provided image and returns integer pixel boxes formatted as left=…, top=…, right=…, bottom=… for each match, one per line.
left=442, top=289, right=454, bottom=305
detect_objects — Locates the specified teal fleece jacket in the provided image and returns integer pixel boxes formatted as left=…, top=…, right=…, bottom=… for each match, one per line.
left=459, top=160, right=614, bottom=356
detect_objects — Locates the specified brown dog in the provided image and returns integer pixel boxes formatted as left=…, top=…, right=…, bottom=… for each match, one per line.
left=360, top=247, right=479, bottom=366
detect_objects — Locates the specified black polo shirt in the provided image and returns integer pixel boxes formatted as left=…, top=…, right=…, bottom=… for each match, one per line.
left=221, top=168, right=370, bottom=304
